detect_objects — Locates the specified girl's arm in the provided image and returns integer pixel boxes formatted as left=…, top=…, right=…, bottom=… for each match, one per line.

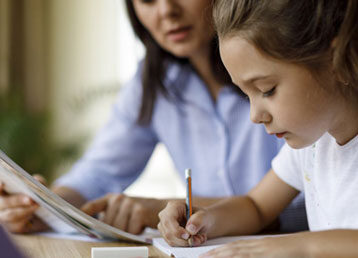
left=204, top=169, right=299, bottom=238
left=302, top=230, right=358, bottom=258
left=201, top=229, right=358, bottom=258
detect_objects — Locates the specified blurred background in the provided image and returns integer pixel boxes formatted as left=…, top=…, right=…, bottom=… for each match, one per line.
left=0, top=0, right=185, bottom=198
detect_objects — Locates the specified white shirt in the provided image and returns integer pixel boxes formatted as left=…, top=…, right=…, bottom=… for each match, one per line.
left=273, top=133, right=358, bottom=231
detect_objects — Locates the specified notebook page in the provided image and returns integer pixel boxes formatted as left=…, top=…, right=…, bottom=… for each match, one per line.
left=153, top=235, right=284, bottom=258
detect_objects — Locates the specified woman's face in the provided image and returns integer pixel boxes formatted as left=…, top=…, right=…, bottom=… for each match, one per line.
left=132, top=0, right=214, bottom=59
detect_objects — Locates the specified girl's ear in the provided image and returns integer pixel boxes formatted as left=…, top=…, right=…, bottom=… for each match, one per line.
left=329, top=37, right=348, bottom=85
left=330, top=37, right=338, bottom=48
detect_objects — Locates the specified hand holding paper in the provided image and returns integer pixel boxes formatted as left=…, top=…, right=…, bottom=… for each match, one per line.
left=0, top=175, right=47, bottom=233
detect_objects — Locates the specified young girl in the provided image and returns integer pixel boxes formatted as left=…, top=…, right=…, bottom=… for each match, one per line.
left=0, top=0, right=306, bottom=235
left=158, top=0, right=358, bottom=257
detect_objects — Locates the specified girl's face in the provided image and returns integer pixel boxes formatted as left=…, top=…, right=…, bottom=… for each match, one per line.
left=132, top=0, right=214, bottom=59
left=220, top=36, right=341, bottom=149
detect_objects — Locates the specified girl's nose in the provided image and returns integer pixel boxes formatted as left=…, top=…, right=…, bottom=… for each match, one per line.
left=250, top=102, right=271, bottom=124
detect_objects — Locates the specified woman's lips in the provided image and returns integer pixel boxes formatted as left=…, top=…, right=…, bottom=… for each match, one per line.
left=167, top=26, right=192, bottom=42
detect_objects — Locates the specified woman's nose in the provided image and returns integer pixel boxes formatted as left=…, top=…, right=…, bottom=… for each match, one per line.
left=158, top=0, right=181, bottom=18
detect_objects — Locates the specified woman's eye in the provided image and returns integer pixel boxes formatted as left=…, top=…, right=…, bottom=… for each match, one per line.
left=262, top=87, right=276, bottom=97
left=138, top=0, right=154, bottom=4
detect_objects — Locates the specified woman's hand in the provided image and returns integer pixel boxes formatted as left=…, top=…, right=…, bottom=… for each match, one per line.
left=157, top=200, right=215, bottom=247
left=81, top=193, right=167, bottom=234
left=0, top=175, right=48, bottom=233
left=199, top=234, right=306, bottom=258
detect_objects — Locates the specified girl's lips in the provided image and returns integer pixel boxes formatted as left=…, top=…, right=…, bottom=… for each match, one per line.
left=167, top=27, right=192, bottom=42
left=275, top=132, right=286, bottom=138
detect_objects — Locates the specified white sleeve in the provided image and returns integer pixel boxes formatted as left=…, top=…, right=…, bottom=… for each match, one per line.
left=271, top=143, right=304, bottom=192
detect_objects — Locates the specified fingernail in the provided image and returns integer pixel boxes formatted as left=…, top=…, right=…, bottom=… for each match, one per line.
left=188, top=237, right=194, bottom=247
left=23, top=197, right=32, bottom=204
left=181, top=233, right=189, bottom=240
left=187, top=224, right=196, bottom=234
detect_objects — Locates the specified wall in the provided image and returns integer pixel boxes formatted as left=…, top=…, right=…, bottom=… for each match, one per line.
left=48, top=0, right=185, bottom=198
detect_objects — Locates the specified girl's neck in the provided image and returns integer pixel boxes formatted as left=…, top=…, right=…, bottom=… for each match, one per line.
left=329, top=95, right=358, bottom=145
left=189, top=50, right=222, bottom=101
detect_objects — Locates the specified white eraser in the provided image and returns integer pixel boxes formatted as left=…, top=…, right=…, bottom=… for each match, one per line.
left=91, top=246, right=148, bottom=258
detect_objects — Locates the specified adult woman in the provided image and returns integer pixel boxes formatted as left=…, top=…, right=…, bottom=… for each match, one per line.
left=0, top=0, right=305, bottom=235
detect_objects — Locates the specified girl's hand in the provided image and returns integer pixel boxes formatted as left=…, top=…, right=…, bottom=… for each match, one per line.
left=200, top=235, right=306, bottom=258
left=0, top=175, right=48, bottom=233
left=157, top=200, right=215, bottom=247
left=81, top=193, right=167, bottom=234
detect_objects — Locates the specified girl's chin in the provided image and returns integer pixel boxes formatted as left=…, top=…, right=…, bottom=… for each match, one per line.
left=286, top=139, right=314, bottom=149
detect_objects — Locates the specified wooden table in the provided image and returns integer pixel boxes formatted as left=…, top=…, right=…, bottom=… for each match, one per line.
left=11, top=235, right=170, bottom=258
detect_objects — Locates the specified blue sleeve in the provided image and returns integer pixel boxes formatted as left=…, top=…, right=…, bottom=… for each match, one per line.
left=54, top=67, right=159, bottom=200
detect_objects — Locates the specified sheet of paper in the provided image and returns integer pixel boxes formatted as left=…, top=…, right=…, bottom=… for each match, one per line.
left=35, top=228, right=161, bottom=243
left=153, top=234, right=284, bottom=258
left=36, top=232, right=107, bottom=242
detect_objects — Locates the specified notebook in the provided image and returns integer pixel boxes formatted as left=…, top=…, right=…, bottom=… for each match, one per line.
left=153, top=234, right=284, bottom=258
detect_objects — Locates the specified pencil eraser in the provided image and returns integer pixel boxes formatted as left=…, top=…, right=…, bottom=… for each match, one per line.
left=91, top=246, right=148, bottom=258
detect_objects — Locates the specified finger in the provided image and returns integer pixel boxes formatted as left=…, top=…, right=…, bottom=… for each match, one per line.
left=158, top=221, right=189, bottom=247
left=0, top=182, right=4, bottom=194
left=127, top=205, right=146, bottom=234
left=158, top=201, right=187, bottom=225
left=98, top=211, right=105, bottom=221
left=185, top=210, right=210, bottom=235
left=5, top=216, right=33, bottom=233
left=81, top=196, right=109, bottom=216
left=114, top=198, right=132, bottom=232
left=33, top=174, right=47, bottom=186
left=158, top=202, right=190, bottom=246
left=26, top=216, right=49, bottom=233
left=0, top=195, right=35, bottom=210
left=103, top=195, right=123, bottom=225
left=192, top=233, right=207, bottom=247
left=0, top=205, right=38, bottom=222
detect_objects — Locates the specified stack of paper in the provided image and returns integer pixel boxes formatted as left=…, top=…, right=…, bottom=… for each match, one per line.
left=0, top=150, right=151, bottom=244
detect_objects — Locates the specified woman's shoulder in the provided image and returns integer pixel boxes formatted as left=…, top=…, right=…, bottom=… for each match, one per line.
left=122, top=59, right=191, bottom=89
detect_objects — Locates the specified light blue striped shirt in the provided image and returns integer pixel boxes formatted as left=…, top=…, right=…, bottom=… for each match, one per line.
left=56, top=61, right=307, bottom=232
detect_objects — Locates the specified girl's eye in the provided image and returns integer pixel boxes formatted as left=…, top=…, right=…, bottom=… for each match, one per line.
left=262, top=87, right=276, bottom=97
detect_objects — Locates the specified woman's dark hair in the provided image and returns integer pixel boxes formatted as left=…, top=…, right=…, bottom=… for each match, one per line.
left=213, top=0, right=358, bottom=99
left=125, top=0, right=236, bottom=125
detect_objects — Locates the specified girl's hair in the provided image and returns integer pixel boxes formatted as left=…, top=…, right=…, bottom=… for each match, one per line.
left=125, top=0, right=237, bottom=125
left=213, top=0, right=358, bottom=99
